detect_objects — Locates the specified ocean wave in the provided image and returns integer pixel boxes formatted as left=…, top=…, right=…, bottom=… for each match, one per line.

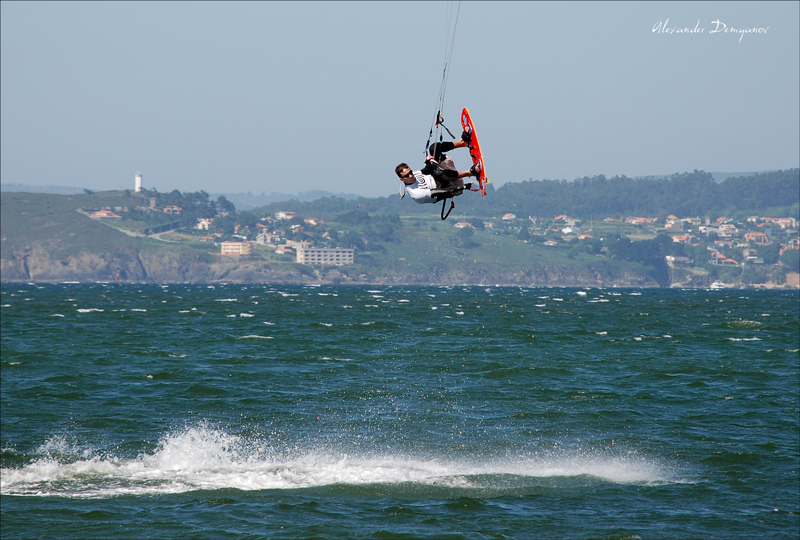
left=0, top=426, right=680, bottom=499
left=727, top=319, right=764, bottom=330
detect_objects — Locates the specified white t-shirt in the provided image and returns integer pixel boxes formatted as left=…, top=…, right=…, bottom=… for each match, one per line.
left=404, top=171, right=439, bottom=204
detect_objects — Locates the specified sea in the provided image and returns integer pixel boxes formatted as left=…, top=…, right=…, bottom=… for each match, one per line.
left=1, top=283, right=798, bottom=540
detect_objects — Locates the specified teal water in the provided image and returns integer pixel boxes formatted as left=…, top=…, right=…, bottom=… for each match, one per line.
left=1, top=284, right=798, bottom=539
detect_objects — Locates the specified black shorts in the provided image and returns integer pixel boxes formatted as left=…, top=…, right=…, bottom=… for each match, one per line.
left=428, top=141, right=456, bottom=161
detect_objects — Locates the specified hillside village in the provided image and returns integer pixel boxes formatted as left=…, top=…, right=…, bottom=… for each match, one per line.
left=81, top=189, right=800, bottom=288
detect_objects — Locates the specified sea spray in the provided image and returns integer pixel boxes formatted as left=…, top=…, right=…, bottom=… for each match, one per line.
left=3, top=424, right=679, bottom=498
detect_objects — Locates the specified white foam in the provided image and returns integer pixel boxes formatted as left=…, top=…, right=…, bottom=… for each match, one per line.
left=0, top=427, right=678, bottom=499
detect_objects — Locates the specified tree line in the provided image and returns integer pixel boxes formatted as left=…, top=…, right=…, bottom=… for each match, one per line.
left=250, top=169, right=799, bottom=221
left=462, top=169, right=800, bottom=219
left=126, top=188, right=237, bottom=230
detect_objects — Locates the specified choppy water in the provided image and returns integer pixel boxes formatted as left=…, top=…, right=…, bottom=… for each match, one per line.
left=1, top=284, right=798, bottom=539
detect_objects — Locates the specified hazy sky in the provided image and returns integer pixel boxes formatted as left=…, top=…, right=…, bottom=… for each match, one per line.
left=2, top=1, right=798, bottom=198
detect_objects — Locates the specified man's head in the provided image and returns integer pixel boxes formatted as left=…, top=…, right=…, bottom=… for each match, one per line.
left=395, top=163, right=415, bottom=185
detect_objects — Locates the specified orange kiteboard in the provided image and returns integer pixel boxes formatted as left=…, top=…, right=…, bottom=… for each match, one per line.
left=461, top=107, right=487, bottom=196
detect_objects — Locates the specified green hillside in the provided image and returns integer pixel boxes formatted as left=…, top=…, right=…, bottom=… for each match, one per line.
left=1, top=191, right=140, bottom=257
left=2, top=170, right=798, bottom=288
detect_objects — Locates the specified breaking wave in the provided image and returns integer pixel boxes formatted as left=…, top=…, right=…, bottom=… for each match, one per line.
left=2, top=425, right=681, bottom=499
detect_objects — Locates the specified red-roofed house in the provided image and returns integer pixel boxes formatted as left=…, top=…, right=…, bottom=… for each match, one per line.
left=672, top=234, right=695, bottom=244
left=709, top=252, right=738, bottom=266
left=89, top=210, right=122, bottom=221
left=625, top=217, right=653, bottom=225
left=763, top=217, right=796, bottom=228
left=744, top=232, right=770, bottom=245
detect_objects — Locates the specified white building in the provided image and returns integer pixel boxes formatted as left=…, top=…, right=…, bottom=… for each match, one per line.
left=135, top=172, right=142, bottom=192
left=220, top=241, right=252, bottom=256
left=296, top=247, right=354, bottom=266
left=195, top=218, right=213, bottom=230
left=255, top=231, right=275, bottom=245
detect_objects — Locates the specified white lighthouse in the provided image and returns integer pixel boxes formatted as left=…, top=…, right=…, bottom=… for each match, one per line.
left=135, top=172, right=142, bottom=192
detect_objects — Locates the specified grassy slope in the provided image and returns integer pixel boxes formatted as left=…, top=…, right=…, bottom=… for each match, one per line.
left=333, top=212, right=624, bottom=284
left=1, top=191, right=201, bottom=259
left=1, top=192, right=139, bottom=257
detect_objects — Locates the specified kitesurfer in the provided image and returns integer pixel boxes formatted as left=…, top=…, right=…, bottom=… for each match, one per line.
left=395, top=131, right=481, bottom=204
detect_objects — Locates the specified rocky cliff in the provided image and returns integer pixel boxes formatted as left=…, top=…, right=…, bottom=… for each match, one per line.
left=1, top=241, right=660, bottom=287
